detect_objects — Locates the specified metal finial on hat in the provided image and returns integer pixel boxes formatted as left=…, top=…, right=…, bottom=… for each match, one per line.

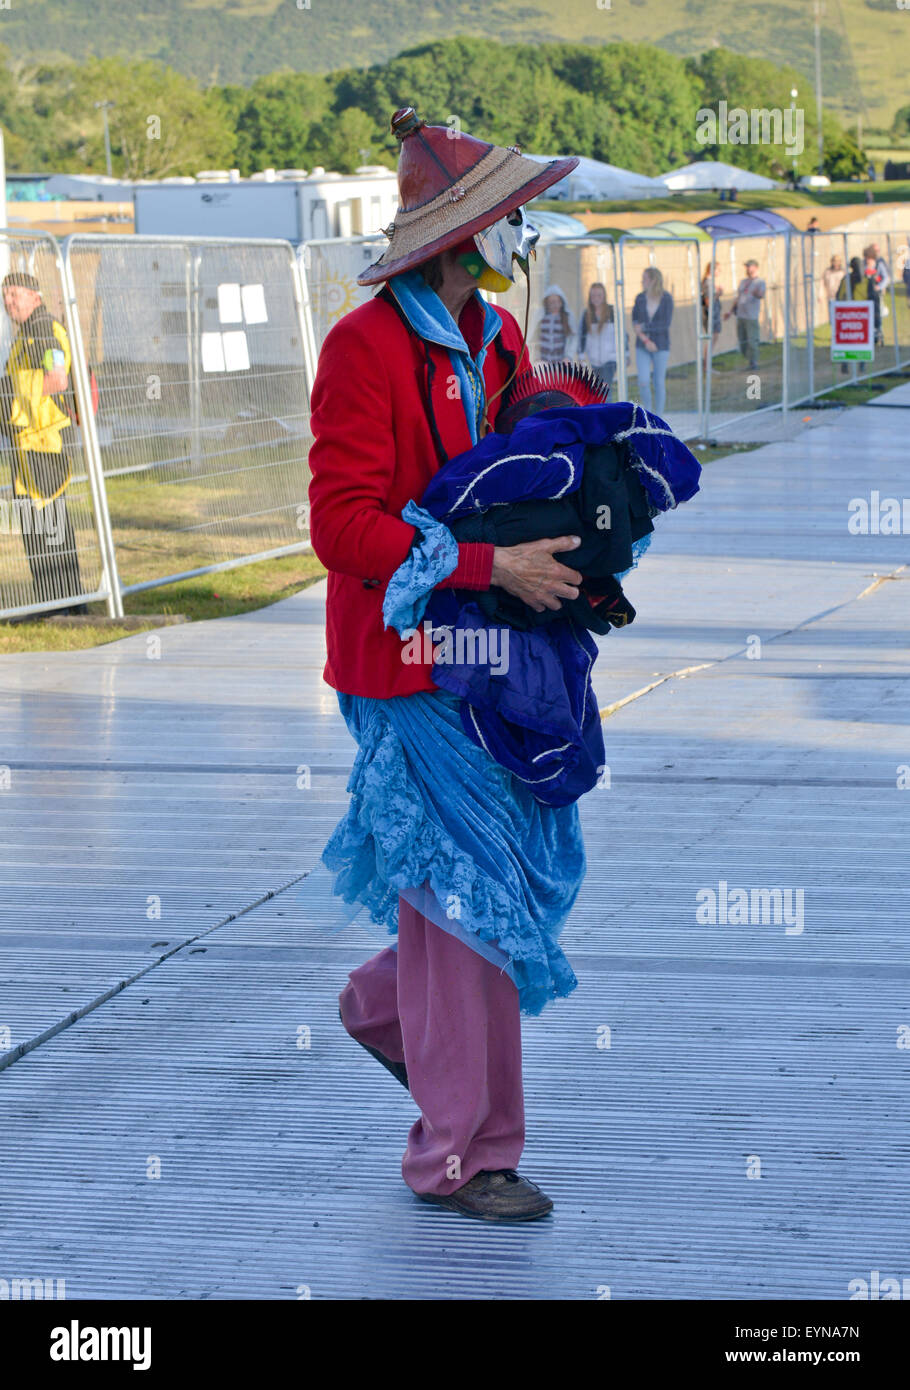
left=391, top=106, right=424, bottom=141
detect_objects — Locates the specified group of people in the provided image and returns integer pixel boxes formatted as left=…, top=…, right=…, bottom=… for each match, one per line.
left=822, top=242, right=894, bottom=349
left=534, top=257, right=771, bottom=415
left=533, top=271, right=675, bottom=416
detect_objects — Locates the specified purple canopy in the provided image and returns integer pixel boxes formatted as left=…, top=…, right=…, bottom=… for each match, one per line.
left=698, top=209, right=795, bottom=236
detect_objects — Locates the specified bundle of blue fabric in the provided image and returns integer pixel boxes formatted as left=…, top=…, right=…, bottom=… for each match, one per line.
left=383, top=401, right=701, bottom=807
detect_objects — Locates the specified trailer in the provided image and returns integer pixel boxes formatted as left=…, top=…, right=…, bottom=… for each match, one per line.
left=133, top=167, right=398, bottom=246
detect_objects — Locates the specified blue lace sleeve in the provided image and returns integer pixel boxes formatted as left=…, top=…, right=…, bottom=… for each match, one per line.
left=382, top=499, right=460, bottom=636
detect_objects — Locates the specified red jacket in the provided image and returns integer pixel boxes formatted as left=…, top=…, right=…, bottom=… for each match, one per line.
left=307, top=286, right=529, bottom=697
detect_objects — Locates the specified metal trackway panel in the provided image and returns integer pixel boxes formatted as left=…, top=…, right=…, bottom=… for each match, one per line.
left=0, top=403, right=908, bottom=1299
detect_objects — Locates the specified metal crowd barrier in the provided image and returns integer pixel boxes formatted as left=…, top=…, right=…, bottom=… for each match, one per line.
left=0, top=231, right=117, bottom=620
left=297, top=226, right=910, bottom=448
left=63, top=234, right=313, bottom=598
left=2, top=224, right=907, bottom=624
left=295, top=235, right=387, bottom=368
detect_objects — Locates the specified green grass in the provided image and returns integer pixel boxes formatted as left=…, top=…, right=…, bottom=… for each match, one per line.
left=810, top=369, right=910, bottom=405
left=0, top=548, right=326, bottom=654
left=688, top=440, right=764, bottom=465
left=539, top=183, right=910, bottom=218
left=99, top=443, right=311, bottom=590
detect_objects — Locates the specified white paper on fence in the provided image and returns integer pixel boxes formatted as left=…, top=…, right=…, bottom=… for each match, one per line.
left=217, top=283, right=243, bottom=324
left=222, top=330, right=251, bottom=371
left=241, top=283, right=268, bottom=324
left=201, top=332, right=226, bottom=372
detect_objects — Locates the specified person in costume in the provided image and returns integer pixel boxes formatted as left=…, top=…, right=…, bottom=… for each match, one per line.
left=304, top=107, right=699, bottom=1223
left=385, top=358, right=700, bottom=813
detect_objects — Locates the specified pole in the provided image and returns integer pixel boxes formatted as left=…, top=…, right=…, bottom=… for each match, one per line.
left=693, top=242, right=703, bottom=430
left=187, top=250, right=202, bottom=470
left=615, top=238, right=628, bottom=405
left=790, top=89, right=799, bottom=187
left=814, top=1, right=824, bottom=177
left=886, top=232, right=901, bottom=366
left=782, top=235, right=791, bottom=416
left=702, top=246, right=715, bottom=440
left=294, top=242, right=321, bottom=393
left=804, top=231, right=815, bottom=402
left=103, top=108, right=112, bottom=179
left=94, top=101, right=115, bottom=179
left=60, top=236, right=125, bottom=618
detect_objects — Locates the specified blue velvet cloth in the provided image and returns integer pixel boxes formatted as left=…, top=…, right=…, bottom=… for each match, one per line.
left=309, top=686, right=586, bottom=1016
left=380, top=403, right=701, bottom=807
left=420, top=401, right=701, bottom=519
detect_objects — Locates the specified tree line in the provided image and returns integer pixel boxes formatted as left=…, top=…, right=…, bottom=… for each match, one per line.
left=0, top=38, right=867, bottom=184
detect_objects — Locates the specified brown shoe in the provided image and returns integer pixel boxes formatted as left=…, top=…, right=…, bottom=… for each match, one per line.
left=417, top=1169, right=553, bottom=1222
left=338, top=1006, right=409, bottom=1091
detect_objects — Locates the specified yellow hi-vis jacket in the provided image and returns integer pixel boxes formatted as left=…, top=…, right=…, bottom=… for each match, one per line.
left=4, top=303, right=73, bottom=505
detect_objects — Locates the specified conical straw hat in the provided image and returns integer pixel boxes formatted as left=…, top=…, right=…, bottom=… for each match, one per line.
left=358, top=107, right=578, bottom=286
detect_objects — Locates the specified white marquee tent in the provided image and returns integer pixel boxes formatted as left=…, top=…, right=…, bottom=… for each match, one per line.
left=656, top=161, right=779, bottom=193
left=525, top=154, right=668, bottom=202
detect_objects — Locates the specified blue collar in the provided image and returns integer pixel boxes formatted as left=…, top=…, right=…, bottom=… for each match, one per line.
left=387, top=268, right=501, bottom=357
left=387, top=268, right=503, bottom=445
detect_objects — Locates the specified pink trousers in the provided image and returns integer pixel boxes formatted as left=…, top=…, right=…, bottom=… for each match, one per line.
left=338, top=892, right=525, bottom=1195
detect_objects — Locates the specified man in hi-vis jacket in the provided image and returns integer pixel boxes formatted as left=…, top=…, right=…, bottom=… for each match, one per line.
left=0, top=271, right=87, bottom=613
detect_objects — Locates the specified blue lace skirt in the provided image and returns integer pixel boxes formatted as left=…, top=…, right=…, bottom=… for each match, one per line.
left=307, top=686, right=586, bottom=1016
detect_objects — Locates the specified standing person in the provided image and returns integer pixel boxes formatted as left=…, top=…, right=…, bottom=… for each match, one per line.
left=0, top=271, right=86, bottom=614
left=578, top=281, right=617, bottom=389
left=862, top=245, right=885, bottom=345
left=835, top=257, right=874, bottom=373
left=822, top=253, right=845, bottom=303
left=306, top=107, right=587, bottom=1222
left=869, top=242, right=891, bottom=295
left=869, top=242, right=892, bottom=341
left=700, top=261, right=723, bottom=369
left=631, top=266, right=673, bottom=415
left=806, top=216, right=821, bottom=235
left=724, top=258, right=766, bottom=371
left=533, top=284, right=574, bottom=361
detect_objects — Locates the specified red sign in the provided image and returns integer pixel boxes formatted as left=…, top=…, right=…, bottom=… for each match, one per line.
left=831, top=301, right=874, bottom=360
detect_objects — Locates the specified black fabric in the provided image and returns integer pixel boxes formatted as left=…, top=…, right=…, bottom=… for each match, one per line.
left=448, top=438, right=653, bottom=634
left=19, top=304, right=60, bottom=368
left=16, top=448, right=84, bottom=604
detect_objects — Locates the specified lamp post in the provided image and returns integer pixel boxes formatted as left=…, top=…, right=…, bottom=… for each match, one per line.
left=94, top=101, right=115, bottom=178
left=814, top=0, right=825, bottom=176
left=790, top=88, right=799, bottom=187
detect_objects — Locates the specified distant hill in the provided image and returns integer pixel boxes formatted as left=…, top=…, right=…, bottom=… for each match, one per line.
left=3, top=0, right=903, bottom=126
